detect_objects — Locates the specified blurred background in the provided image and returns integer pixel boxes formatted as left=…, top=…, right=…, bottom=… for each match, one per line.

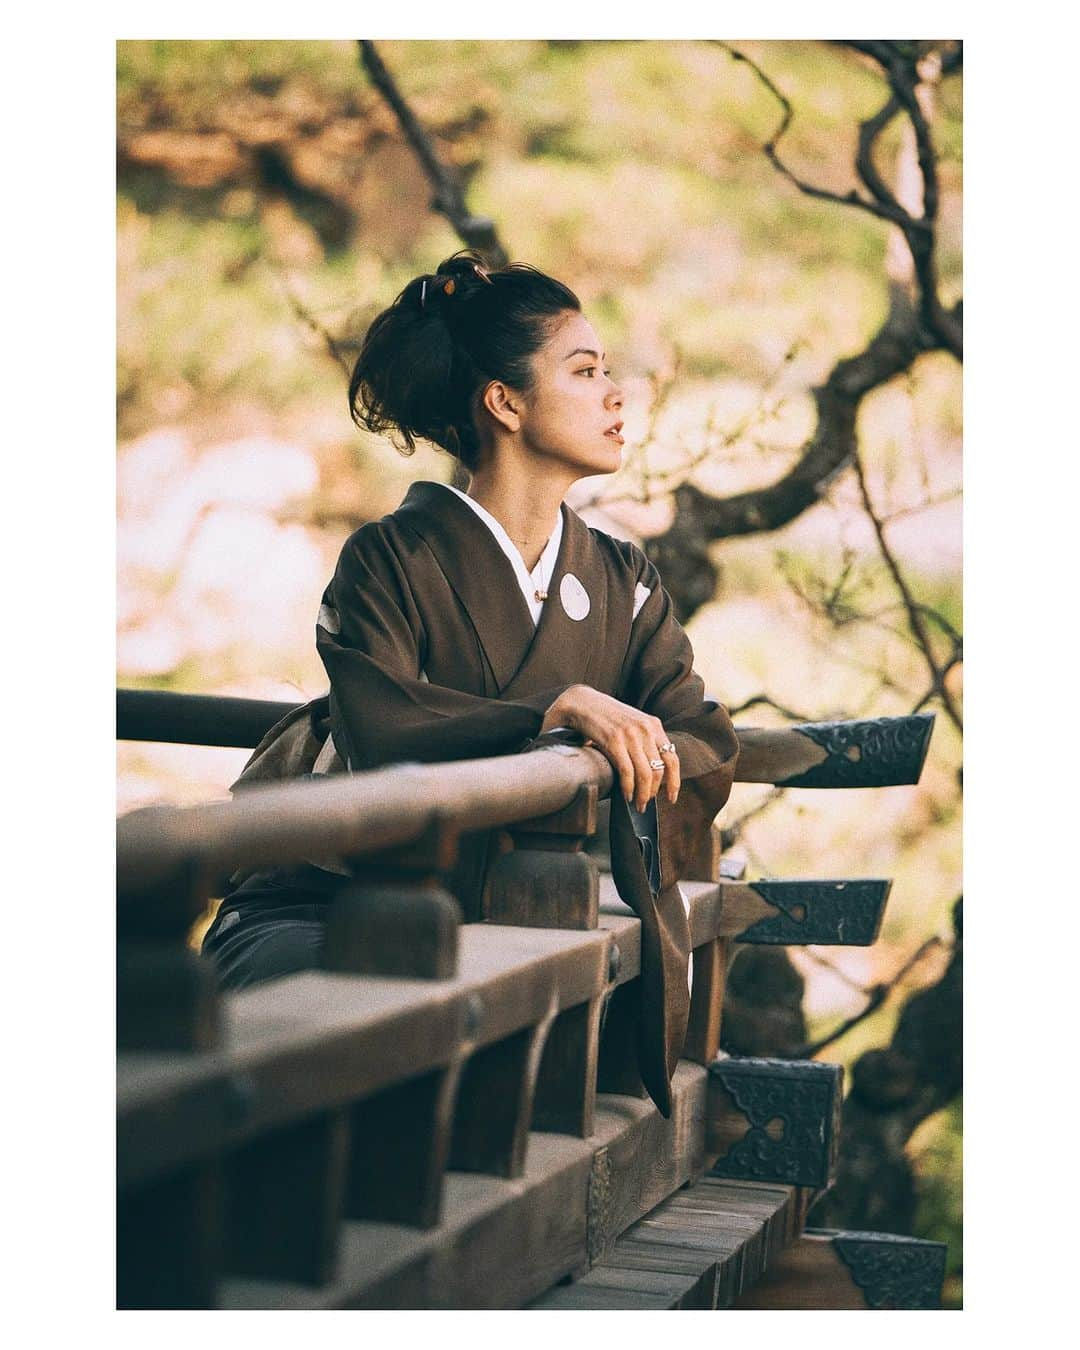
left=116, top=39, right=962, bottom=1305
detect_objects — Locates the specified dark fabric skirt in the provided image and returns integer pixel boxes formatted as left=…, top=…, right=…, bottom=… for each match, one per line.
left=201, top=864, right=347, bottom=991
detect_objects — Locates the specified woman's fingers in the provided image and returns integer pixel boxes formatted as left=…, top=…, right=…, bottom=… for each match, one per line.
left=659, top=735, right=680, bottom=803
left=623, top=733, right=654, bottom=813
left=607, top=744, right=637, bottom=806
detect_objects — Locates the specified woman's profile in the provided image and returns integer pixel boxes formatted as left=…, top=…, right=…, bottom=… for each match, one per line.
left=201, top=249, right=740, bottom=1115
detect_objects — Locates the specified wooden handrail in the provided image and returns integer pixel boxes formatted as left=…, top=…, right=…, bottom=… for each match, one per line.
left=117, top=688, right=934, bottom=790
left=117, top=688, right=298, bottom=748
left=117, top=744, right=613, bottom=900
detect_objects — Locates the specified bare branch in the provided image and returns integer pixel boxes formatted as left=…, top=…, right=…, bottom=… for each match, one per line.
left=645, top=285, right=933, bottom=620
left=720, top=787, right=784, bottom=852
left=795, top=933, right=946, bottom=1058
left=851, top=445, right=963, bottom=732
left=270, top=267, right=353, bottom=376
left=837, top=41, right=963, bottom=357
left=357, top=40, right=509, bottom=267
left=854, top=93, right=904, bottom=214
left=715, top=42, right=926, bottom=233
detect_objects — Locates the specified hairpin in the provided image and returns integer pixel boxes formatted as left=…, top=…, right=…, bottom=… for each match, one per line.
left=473, top=262, right=494, bottom=284
left=420, top=278, right=428, bottom=311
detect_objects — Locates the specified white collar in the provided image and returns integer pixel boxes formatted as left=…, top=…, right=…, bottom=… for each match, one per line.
left=443, top=483, right=563, bottom=626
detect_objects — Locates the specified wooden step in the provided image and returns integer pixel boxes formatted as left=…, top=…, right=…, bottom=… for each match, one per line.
left=529, top=1175, right=810, bottom=1310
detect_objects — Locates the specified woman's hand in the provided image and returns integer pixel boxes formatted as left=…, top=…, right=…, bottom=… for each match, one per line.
left=541, top=685, right=680, bottom=812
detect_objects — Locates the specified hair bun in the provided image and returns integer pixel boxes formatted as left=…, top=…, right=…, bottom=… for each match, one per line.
left=350, top=249, right=580, bottom=473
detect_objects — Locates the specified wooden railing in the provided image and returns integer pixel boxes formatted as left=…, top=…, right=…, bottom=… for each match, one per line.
left=116, top=690, right=946, bottom=1310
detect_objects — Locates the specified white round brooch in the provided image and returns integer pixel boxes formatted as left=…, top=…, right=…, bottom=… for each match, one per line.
left=559, top=572, right=590, bottom=621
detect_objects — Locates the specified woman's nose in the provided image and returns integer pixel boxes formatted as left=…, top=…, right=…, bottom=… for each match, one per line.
left=605, top=378, right=623, bottom=409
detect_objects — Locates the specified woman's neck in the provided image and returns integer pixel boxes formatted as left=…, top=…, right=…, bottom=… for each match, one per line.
left=465, top=463, right=570, bottom=572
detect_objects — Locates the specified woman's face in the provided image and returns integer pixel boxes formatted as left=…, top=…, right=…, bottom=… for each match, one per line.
left=512, top=310, right=625, bottom=478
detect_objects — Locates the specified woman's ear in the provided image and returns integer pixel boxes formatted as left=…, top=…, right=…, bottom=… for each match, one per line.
left=480, top=380, right=523, bottom=433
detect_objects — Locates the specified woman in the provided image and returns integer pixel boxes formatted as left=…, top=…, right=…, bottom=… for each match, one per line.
left=202, top=250, right=739, bottom=1115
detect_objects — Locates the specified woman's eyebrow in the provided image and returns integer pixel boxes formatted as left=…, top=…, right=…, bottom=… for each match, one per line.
left=564, top=347, right=605, bottom=360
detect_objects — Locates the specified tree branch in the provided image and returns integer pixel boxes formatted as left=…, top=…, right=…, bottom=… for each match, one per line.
left=851, top=444, right=963, bottom=732
left=794, top=933, right=945, bottom=1058
left=357, top=40, right=510, bottom=267
left=645, top=284, right=932, bottom=621
left=715, top=42, right=924, bottom=232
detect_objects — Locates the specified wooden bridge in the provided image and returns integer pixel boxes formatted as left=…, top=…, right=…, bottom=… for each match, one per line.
left=116, top=689, right=947, bottom=1310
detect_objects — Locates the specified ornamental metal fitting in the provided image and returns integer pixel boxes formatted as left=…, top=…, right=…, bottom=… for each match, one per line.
left=780, top=713, right=935, bottom=788
left=739, top=879, right=892, bottom=946
left=815, top=1229, right=948, bottom=1309
left=709, top=1057, right=842, bottom=1188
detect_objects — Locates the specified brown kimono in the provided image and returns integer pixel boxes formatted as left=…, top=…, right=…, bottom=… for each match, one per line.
left=233, top=480, right=739, bottom=1116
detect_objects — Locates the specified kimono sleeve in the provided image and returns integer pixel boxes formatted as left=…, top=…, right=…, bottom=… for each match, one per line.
left=318, top=524, right=573, bottom=771
left=617, top=553, right=740, bottom=890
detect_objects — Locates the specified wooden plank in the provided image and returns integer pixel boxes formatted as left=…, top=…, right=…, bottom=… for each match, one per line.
left=218, top=1062, right=711, bottom=1309
left=119, top=924, right=610, bottom=1189
left=734, top=713, right=934, bottom=787
left=224, top=1108, right=349, bottom=1285
left=675, top=878, right=893, bottom=948
left=700, top=878, right=892, bottom=946
left=732, top=1229, right=947, bottom=1309
left=708, top=1057, right=843, bottom=1190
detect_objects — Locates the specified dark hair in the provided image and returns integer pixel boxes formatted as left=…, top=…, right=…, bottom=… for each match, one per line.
left=348, top=250, right=581, bottom=472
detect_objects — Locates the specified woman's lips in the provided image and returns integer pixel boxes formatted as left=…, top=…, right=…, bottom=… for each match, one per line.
left=605, top=422, right=625, bottom=445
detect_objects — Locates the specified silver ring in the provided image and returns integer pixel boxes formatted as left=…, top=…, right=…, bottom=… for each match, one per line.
left=649, top=758, right=665, bottom=770
left=659, top=741, right=677, bottom=754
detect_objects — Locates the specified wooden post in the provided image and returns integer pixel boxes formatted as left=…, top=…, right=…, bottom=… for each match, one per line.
left=485, top=784, right=599, bottom=930
left=596, top=980, right=649, bottom=1099
left=682, top=830, right=742, bottom=1066
left=325, top=820, right=465, bottom=1227
left=449, top=1008, right=555, bottom=1176
left=345, top=1064, right=462, bottom=1228
left=224, top=1109, right=350, bottom=1286
left=531, top=931, right=613, bottom=1139
left=484, top=785, right=606, bottom=1139
left=117, top=1162, right=223, bottom=1309
left=116, top=853, right=222, bottom=1053
left=117, top=942, right=222, bottom=1052
left=325, top=818, right=461, bottom=978
left=683, top=938, right=734, bottom=1066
